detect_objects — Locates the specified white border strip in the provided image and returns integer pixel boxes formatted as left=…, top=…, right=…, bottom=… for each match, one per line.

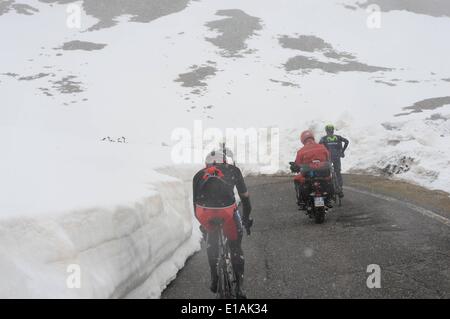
left=344, top=186, right=450, bottom=228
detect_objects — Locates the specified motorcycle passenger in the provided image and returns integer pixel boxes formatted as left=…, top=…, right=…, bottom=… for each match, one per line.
left=319, top=124, right=349, bottom=197
left=192, top=150, right=252, bottom=298
left=291, top=130, right=333, bottom=209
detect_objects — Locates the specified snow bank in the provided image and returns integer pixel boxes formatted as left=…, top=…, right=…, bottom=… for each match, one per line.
left=0, top=168, right=201, bottom=298
left=344, top=116, right=450, bottom=193
left=0, top=115, right=203, bottom=298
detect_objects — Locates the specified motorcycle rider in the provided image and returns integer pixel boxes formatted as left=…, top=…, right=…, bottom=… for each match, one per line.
left=192, top=150, right=252, bottom=298
left=291, top=130, right=333, bottom=209
left=319, top=124, right=349, bottom=197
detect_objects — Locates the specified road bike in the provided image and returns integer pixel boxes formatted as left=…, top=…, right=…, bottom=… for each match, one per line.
left=209, top=213, right=252, bottom=299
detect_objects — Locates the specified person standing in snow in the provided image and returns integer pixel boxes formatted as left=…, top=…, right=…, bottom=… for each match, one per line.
left=192, top=150, right=252, bottom=299
left=319, top=124, right=349, bottom=197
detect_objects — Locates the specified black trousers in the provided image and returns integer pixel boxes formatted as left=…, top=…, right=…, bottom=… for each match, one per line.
left=332, top=159, right=343, bottom=187
left=294, top=180, right=304, bottom=203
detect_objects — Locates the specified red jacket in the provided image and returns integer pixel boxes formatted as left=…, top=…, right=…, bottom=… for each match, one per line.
left=295, top=140, right=330, bottom=167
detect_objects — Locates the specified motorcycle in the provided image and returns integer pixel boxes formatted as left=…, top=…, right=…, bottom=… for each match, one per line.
left=289, top=161, right=333, bottom=224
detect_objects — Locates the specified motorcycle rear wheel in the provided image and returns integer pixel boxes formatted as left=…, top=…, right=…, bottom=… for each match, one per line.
left=314, top=207, right=325, bottom=224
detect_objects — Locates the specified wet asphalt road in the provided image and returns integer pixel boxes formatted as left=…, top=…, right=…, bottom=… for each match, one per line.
left=162, top=176, right=450, bottom=299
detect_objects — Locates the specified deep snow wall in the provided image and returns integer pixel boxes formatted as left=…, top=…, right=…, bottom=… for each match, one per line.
left=0, top=175, right=200, bottom=298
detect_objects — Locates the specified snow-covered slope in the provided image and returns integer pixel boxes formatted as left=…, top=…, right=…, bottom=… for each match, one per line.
left=1, top=0, right=449, bottom=298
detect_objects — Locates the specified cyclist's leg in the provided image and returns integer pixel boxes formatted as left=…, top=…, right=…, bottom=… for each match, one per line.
left=294, top=180, right=299, bottom=203
left=294, top=175, right=306, bottom=206
left=224, top=209, right=246, bottom=298
left=196, top=205, right=221, bottom=293
left=333, top=159, right=343, bottom=188
left=206, top=229, right=219, bottom=293
left=228, top=237, right=245, bottom=298
left=229, top=212, right=244, bottom=276
left=294, top=180, right=302, bottom=206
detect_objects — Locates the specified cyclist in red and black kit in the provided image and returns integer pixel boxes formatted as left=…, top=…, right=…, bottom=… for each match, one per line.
left=192, top=150, right=252, bottom=298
